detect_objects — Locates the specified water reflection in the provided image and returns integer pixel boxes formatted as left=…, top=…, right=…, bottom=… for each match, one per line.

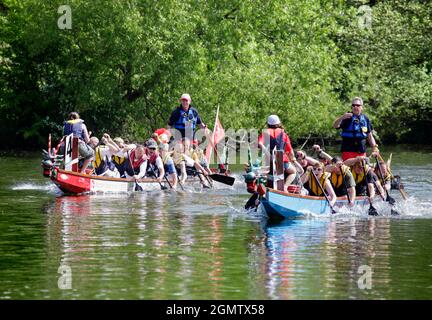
left=41, top=194, right=420, bottom=299
left=263, top=217, right=393, bottom=299
left=43, top=192, right=262, bottom=299
left=3, top=152, right=432, bottom=299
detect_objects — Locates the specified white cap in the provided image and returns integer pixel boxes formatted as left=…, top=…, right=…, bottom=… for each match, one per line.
left=159, top=133, right=168, bottom=143
left=267, top=115, right=281, bottom=126
left=180, top=93, right=191, bottom=102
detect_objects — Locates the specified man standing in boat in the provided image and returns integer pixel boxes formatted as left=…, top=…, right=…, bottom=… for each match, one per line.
left=333, top=97, right=379, bottom=161
left=167, top=93, right=208, bottom=142
left=63, top=111, right=94, bottom=173
left=258, top=115, right=297, bottom=192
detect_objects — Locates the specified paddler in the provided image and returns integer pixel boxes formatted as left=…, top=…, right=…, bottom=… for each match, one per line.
left=301, top=162, right=337, bottom=207
left=111, top=137, right=136, bottom=178
left=172, top=138, right=209, bottom=186
left=92, top=133, right=121, bottom=177
left=328, top=156, right=356, bottom=206
left=373, top=159, right=392, bottom=191
left=344, top=156, right=385, bottom=202
left=144, top=139, right=165, bottom=183
left=159, top=143, right=178, bottom=189
left=124, top=145, right=148, bottom=182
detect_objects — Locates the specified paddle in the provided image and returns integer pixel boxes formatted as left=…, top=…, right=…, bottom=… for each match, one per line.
left=188, top=167, right=234, bottom=186
left=127, top=150, right=143, bottom=192
left=380, top=154, right=408, bottom=200
left=245, top=192, right=259, bottom=210
left=208, top=173, right=235, bottom=186
left=310, top=169, right=336, bottom=214
left=176, top=177, right=185, bottom=191
left=374, top=156, right=399, bottom=215
left=148, top=164, right=168, bottom=190
left=163, top=173, right=175, bottom=190
left=361, top=160, right=378, bottom=216
left=393, top=175, right=409, bottom=200
left=201, top=171, right=213, bottom=188
left=339, top=165, right=352, bottom=205
left=196, top=169, right=213, bottom=188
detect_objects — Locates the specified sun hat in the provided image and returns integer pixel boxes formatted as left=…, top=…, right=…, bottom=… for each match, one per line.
left=146, top=139, right=158, bottom=149
left=180, top=93, right=191, bottom=102
left=267, top=115, right=281, bottom=126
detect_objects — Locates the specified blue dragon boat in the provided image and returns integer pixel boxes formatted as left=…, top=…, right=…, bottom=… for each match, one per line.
left=261, top=188, right=370, bottom=221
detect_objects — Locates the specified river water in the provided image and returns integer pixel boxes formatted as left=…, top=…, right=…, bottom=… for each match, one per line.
left=0, top=146, right=431, bottom=300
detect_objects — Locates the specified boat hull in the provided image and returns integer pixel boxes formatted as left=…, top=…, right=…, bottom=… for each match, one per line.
left=262, top=188, right=369, bottom=220
left=51, top=168, right=167, bottom=194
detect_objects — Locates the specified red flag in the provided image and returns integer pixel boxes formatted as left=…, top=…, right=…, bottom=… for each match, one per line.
left=205, top=116, right=225, bottom=163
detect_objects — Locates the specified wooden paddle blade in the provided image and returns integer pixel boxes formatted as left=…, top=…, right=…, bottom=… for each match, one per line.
left=399, top=188, right=409, bottom=200
left=209, top=174, right=235, bottom=186
left=387, top=153, right=392, bottom=168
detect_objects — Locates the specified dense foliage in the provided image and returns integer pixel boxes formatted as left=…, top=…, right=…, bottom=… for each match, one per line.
left=0, top=0, right=431, bottom=149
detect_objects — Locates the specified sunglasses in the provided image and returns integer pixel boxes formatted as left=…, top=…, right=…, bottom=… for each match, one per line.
left=148, top=147, right=157, bottom=150
left=352, top=104, right=361, bottom=107
left=313, top=168, right=323, bottom=172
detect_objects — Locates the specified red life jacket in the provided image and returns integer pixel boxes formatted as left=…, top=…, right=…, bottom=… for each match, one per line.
left=261, top=128, right=290, bottom=162
left=130, top=149, right=146, bottom=170
left=145, top=148, right=160, bottom=165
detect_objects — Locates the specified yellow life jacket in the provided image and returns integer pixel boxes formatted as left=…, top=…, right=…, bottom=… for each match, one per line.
left=112, top=154, right=125, bottom=165
left=191, top=148, right=203, bottom=162
left=309, top=172, right=331, bottom=196
left=66, top=119, right=82, bottom=125
left=172, top=144, right=185, bottom=165
left=330, top=165, right=350, bottom=188
left=161, top=153, right=172, bottom=165
left=351, top=164, right=369, bottom=184
left=379, top=170, right=391, bottom=183
left=384, top=172, right=392, bottom=182
left=93, top=146, right=107, bottom=169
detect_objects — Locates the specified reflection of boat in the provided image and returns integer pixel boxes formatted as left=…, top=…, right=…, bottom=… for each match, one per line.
left=261, top=188, right=369, bottom=220
left=49, top=167, right=228, bottom=194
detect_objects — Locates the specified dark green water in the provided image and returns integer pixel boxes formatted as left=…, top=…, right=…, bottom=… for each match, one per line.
left=0, top=147, right=431, bottom=299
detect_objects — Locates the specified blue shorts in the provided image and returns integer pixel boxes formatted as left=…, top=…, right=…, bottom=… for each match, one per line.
left=164, top=159, right=176, bottom=175
left=284, top=162, right=291, bottom=171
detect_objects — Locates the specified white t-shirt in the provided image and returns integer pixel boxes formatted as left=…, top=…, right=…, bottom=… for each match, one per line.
left=95, top=146, right=119, bottom=177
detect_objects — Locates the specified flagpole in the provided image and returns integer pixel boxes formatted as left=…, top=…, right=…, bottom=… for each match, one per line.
left=211, top=105, right=220, bottom=163
left=207, top=105, right=219, bottom=165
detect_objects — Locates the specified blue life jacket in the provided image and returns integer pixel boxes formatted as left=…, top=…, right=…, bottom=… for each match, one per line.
left=63, top=119, right=85, bottom=140
left=173, top=107, right=199, bottom=131
left=341, top=114, right=368, bottom=139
